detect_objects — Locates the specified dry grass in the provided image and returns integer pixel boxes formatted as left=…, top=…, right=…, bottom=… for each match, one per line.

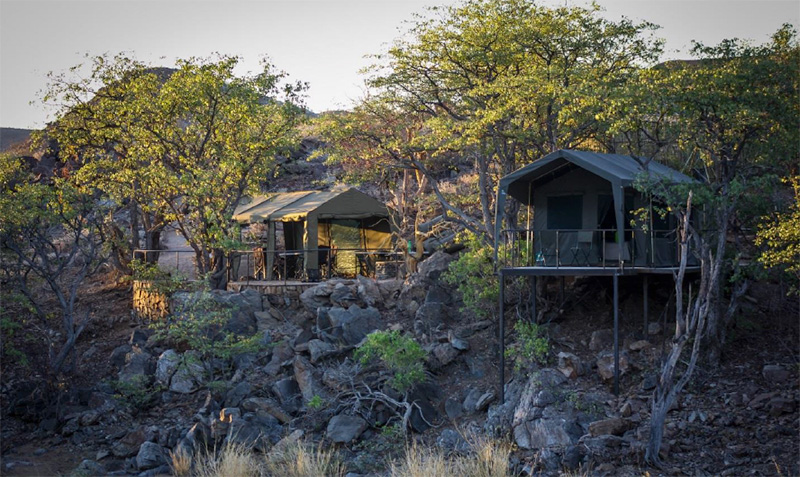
left=193, top=441, right=260, bottom=477
left=264, top=441, right=345, bottom=477
left=391, top=436, right=513, bottom=477
left=169, top=446, right=193, bottom=477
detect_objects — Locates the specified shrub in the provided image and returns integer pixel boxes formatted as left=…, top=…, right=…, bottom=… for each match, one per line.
left=149, top=290, right=262, bottom=380
left=443, top=231, right=533, bottom=320
left=354, top=330, right=427, bottom=393
left=442, top=232, right=498, bottom=320
left=505, top=320, right=549, bottom=372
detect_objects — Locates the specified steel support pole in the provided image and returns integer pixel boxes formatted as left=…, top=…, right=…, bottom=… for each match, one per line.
left=531, top=276, right=537, bottom=323
left=499, top=270, right=506, bottom=404
left=643, top=275, right=649, bottom=338
left=613, top=272, right=620, bottom=396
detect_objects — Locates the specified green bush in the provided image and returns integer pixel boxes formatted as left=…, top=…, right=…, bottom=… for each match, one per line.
left=354, top=330, right=427, bottom=393
left=505, top=320, right=549, bottom=372
left=443, top=232, right=533, bottom=320
left=149, top=290, right=262, bottom=380
left=442, top=232, right=498, bottom=320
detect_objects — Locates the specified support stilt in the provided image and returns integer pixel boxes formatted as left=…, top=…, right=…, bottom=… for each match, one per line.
left=613, top=273, right=620, bottom=396
left=643, top=275, right=649, bottom=338
left=499, top=271, right=506, bottom=404
left=531, top=276, right=537, bottom=323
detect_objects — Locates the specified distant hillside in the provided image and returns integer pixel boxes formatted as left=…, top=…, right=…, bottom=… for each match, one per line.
left=0, top=127, right=33, bottom=152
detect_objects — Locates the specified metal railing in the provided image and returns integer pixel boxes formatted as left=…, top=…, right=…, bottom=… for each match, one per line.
left=498, top=228, right=682, bottom=269
left=133, top=247, right=403, bottom=284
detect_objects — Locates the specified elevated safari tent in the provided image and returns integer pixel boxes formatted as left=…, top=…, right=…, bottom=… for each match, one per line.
left=233, top=188, right=395, bottom=281
left=494, top=149, right=696, bottom=399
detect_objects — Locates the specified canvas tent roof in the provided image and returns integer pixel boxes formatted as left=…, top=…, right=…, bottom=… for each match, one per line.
left=233, top=188, right=390, bottom=223
left=499, top=149, right=694, bottom=205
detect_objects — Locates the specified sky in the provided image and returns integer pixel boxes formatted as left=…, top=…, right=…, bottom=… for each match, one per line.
left=1, top=0, right=798, bottom=129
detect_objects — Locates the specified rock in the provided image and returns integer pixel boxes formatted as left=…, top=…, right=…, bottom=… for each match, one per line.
left=475, top=392, right=495, bottom=412
left=224, top=382, right=251, bottom=408
left=330, top=282, right=356, bottom=306
left=269, top=429, right=304, bottom=458
left=240, top=397, right=292, bottom=424
left=415, top=302, right=448, bottom=327
left=111, top=428, right=146, bottom=458
left=589, top=329, right=614, bottom=351
left=293, top=357, right=325, bottom=402
left=425, top=286, right=451, bottom=305
left=514, top=418, right=575, bottom=450
left=254, top=310, right=280, bottom=330
left=300, top=284, right=333, bottom=313
left=588, top=417, right=632, bottom=436
left=463, top=388, right=482, bottom=413
left=762, top=364, right=790, bottom=383
left=533, top=390, right=557, bottom=407
left=431, top=343, right=459, bottom=369
left=642, top=373, right=658, bottom=391
left=155, top=350, right=180, bottom=385
left=557, top=352, right=583, bottom=379
left=118, top=348, right=155, bottom=385
left=76, top=459, right=106, bottom=476
left=264, top=341, right=294, bottom=376
left=228, top=414, right=282, bottom=452
left=79, top=410, right=100, bottom=427
left=561, top=445, right=585, bottom=470
left=327, top=305, right=382, bottom=346
left=272, top=378, right=302, bottom=414
left=220, top=407, right=241, bottom=422
left=445, top=398, right=463, bottom=420
left=110, top=345, right=133, bottom=369
left=768, top=396, right=796, bottom=416
left=628, top=340, right=651, bottom=351
left=185, top=422, right=211, bottom=450
left=129, top=329, right=150, bottom=347
left=596, top=351, right=630, bottom=381
left=437, top=429, right=470, bottom=453
left=417, top=251, right=455, bottom=281
left=136, top=442, right=167, bottom=470
left=326, top=414, right=368, bottom=443
left=448, top=332, right=469, bottom=351
left=356, top=275, right=382, bottom=307
left=169, top=352, right=205, bottom=394
left=307, top=339, right=337, bottom=364
left=647, top=322, right=663, bottom=335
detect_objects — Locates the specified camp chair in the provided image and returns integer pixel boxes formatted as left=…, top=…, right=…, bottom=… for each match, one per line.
left=569, top=231, right=593, bottom=266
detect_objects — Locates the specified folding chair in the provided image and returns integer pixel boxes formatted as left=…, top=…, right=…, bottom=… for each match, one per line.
left=569, top=231, right=593, bottom=266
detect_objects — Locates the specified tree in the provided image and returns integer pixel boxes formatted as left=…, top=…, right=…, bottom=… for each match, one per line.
left=756, top=175, right=800, bottom=304
left=636, top=26, right=800, bottom=466
left=0, top=153, right=107, bottom=380
left=42, top=55, right=307, bottom=287
left=352, top=0, right=661, bottom=242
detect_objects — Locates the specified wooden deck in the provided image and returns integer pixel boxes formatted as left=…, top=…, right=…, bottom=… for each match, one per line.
left=499, top=265, right=700, bottom=277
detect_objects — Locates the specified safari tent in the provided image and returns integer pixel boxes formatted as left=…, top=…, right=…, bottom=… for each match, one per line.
left=233, top=188, right=395, bottom=280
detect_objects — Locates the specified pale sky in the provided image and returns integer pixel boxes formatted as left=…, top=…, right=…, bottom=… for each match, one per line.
left=1, top=0, right=797, bottom=129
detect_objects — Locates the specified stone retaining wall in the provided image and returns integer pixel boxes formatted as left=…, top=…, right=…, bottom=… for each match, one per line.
left=132, top=280, right=170, bottom=321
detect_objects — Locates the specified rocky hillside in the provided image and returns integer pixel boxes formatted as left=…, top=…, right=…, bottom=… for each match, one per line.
left=1, top=252, right=797, bottom=476
left=0, top=127, right=32, bottom=153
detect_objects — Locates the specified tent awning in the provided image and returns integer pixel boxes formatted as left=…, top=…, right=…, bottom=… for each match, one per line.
left=233, top=188, right=391, bottom=224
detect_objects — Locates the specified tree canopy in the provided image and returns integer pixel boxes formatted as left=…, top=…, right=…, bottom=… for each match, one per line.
left=41, top=54, right=307, bottom=284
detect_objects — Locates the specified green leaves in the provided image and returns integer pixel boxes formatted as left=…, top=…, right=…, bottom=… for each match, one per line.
left=355, top=330, right=427, bottom=393
left=42, top=54, right=307, bottom=274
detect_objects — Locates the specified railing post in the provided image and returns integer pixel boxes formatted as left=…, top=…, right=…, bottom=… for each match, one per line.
left=556, top=230, right=560, bottom=268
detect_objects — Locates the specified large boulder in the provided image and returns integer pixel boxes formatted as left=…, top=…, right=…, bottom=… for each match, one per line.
left=326, top=305, right=382, bottom=346
left=300, top=283, right=334, bottom=313
left=136, top=442, right=167, bottom=471
left=117, top=348, right=155, bottom=385
left=227, top=413, right=283, bottom=452
left=326, top=414, right=367, bottom=443
left=510, top=369, right=580, bottom=450
left=169, top=351, right=206, bottom=394
left=155, top=350, right=180, bottom=385
left=356, top=275, right=382, bottom=307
